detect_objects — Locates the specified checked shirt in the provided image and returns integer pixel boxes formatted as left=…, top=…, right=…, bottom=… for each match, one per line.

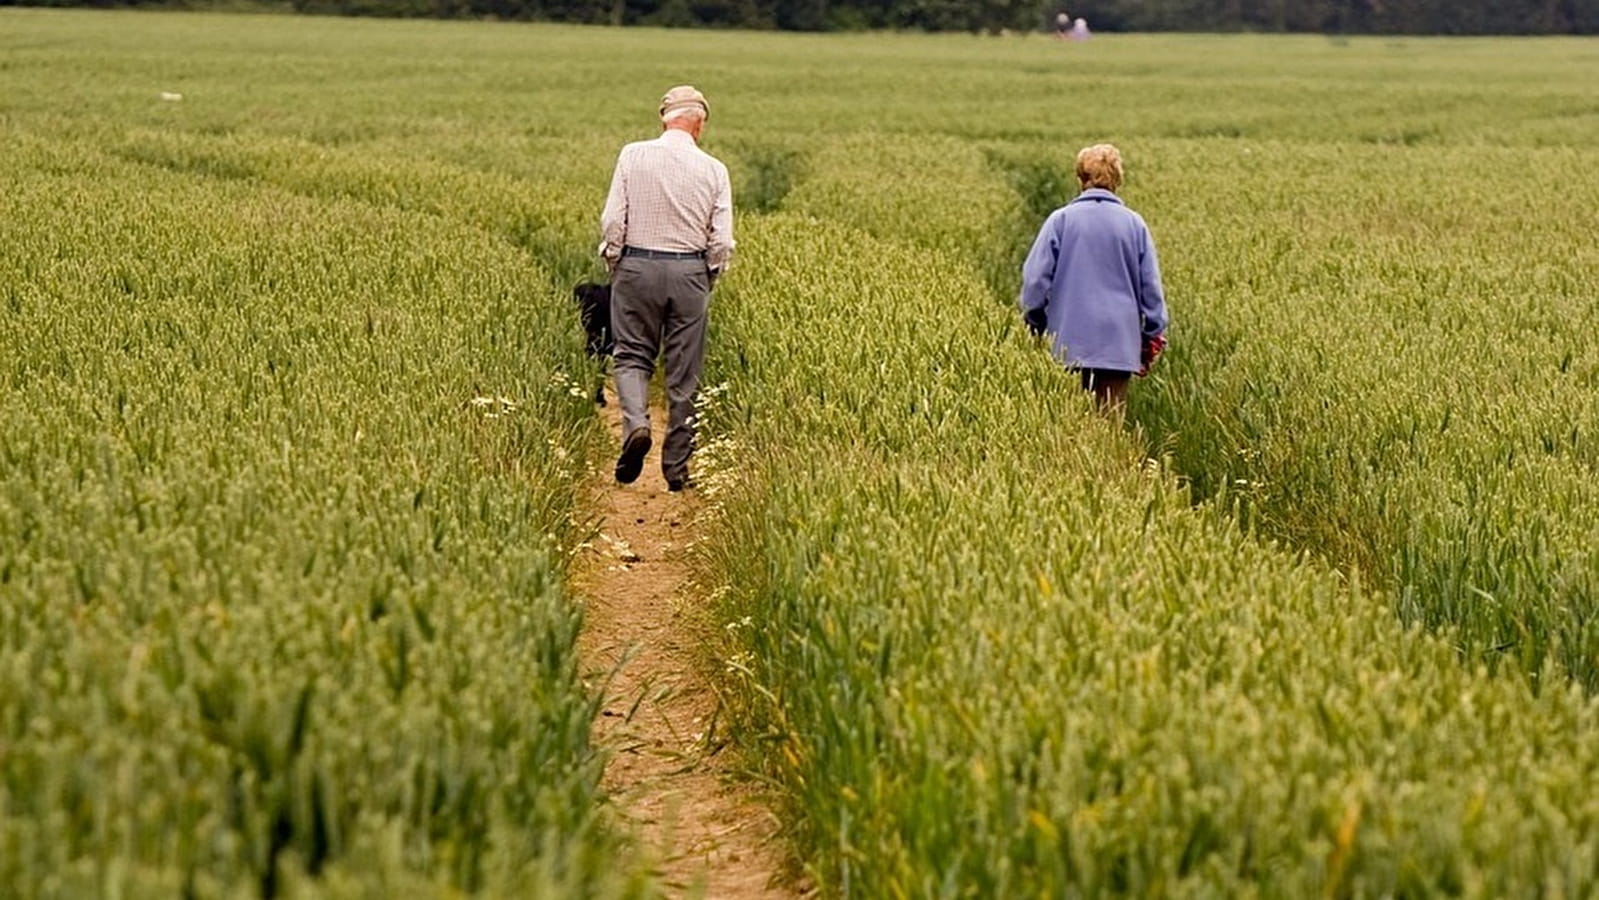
left=599, top=129, right=735, bottom=273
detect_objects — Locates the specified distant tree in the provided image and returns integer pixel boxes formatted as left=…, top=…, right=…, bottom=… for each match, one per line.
left=773, top=0, right=826, bottom=30
left=15, top=0, right=1599, bottom=33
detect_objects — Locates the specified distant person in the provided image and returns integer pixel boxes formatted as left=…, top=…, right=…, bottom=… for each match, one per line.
left=1070, top=17, right=1091, bottom=40
left=1019, top=144, right=1168, bottom=412
left=598, top=85, right=734, bottom=490
left=1054, top=11, right=1070, bottom=38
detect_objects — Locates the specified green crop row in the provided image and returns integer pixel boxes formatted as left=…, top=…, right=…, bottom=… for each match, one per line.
left=0, top=133, right=648, bottom=897
left=1125, top=138, right=1599, bottom=686
left=697, top=213, right=1599, bottom=897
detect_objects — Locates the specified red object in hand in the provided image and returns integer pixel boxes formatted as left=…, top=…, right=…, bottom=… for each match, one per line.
left=1138, top=334, right=1166, bottom=377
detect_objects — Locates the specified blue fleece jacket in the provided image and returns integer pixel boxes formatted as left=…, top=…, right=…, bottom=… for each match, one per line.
left=1019, top=188, right=1169, bottom=372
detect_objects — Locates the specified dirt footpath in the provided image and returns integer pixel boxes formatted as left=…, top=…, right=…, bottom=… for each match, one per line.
left=573, top=400, right=798, bottom=900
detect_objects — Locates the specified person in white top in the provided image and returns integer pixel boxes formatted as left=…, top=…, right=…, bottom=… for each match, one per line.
left=599, top=85, right=734, bottom=491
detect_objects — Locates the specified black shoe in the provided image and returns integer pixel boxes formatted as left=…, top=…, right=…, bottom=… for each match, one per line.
left=667, top=476, right=694, bottom=493
left=614, top=428, right=651, bottom=484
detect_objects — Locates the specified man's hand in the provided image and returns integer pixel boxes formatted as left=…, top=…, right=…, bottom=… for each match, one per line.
left=1137, top=333, right=1166, bottom=377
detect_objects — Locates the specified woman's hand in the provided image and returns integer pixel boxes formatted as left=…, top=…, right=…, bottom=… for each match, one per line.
left=1023, top=307, right=1048, bottom=337
left=1138, top=334, right=1166, bottom=377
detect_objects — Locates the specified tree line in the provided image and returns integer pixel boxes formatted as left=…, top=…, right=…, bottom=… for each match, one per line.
left=9, top=0, right=1598, bottom=34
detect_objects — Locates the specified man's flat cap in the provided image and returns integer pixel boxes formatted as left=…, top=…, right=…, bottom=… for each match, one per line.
left=659, top=85, right=709, bottom=120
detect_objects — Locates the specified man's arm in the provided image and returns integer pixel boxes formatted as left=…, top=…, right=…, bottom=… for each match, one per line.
left=1019, top=214, right=1059, bottom=334
left=598, top=148, right=630, bottom=269
left=706, top=164, right=735, bottom=277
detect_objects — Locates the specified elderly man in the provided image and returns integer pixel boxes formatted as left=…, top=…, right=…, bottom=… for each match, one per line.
left=599, top=85, right=734, bottom=490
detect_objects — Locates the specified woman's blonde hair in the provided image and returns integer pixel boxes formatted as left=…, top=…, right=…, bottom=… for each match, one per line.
left=1075, top=143, right=1124, bottom=191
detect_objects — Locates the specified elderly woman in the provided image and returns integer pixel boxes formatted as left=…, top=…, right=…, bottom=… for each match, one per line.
left=1019, top=144, right=1168, bottom=411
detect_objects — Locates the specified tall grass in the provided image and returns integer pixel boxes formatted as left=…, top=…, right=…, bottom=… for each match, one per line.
left=0, top=132, right=647, bottom=894
left=1128, top=138, right=1599, bottom=686
left=780, top=122, right=1599, bottom=686
left=697, top=213, right=1599, bottom=897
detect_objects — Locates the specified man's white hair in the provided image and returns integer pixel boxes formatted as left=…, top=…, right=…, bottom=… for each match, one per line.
left=662, top=106, right=706, bottom=125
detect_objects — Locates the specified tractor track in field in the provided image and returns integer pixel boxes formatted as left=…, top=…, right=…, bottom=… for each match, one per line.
left=573, top=396, right=799, bottom=900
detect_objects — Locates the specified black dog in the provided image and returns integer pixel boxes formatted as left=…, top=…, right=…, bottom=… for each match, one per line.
left=572, top=282, right=613, bottom=405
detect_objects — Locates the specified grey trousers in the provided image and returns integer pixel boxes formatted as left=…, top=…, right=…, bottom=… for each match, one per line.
left=609, top=255, right=710, bottom=483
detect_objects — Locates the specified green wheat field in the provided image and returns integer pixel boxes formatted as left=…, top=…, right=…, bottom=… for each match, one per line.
left=3, top=9, right=1598, bottom=896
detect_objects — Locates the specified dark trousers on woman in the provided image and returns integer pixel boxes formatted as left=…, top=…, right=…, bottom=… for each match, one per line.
left=609, top=254, right=710, bottom=485
left=1077, top=368, right=1130, bottom=412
